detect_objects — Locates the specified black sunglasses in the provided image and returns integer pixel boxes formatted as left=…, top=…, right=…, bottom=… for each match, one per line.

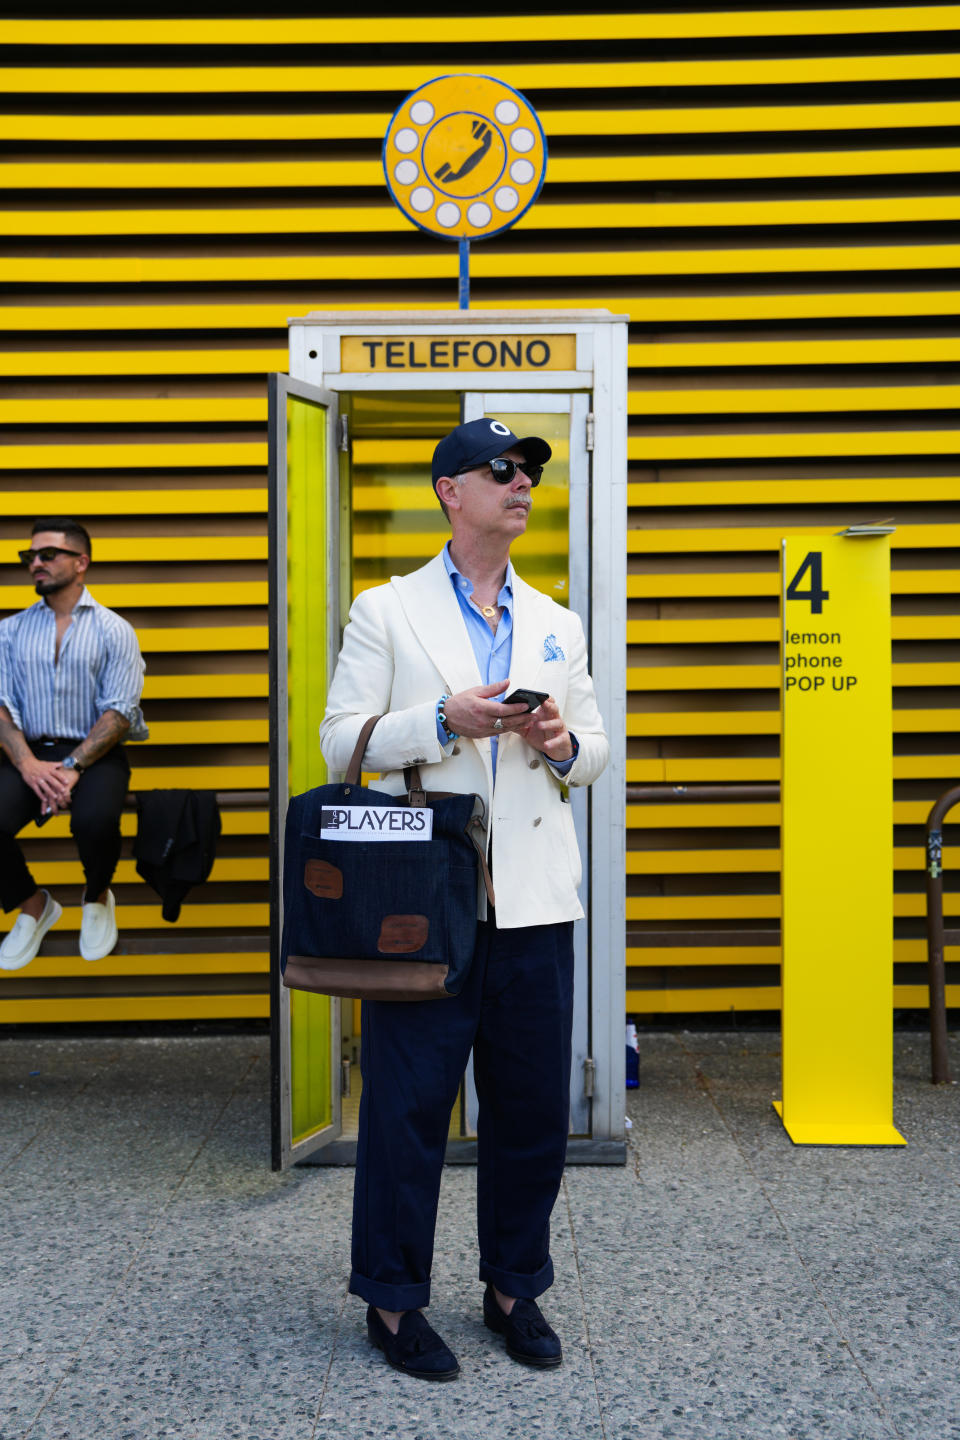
left=19, top=546, right=83, bottom=566
left=456, top=456, right=543, bottom=488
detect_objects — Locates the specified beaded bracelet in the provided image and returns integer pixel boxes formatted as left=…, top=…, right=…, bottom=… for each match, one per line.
left=437, top=694, right=459, bottom=743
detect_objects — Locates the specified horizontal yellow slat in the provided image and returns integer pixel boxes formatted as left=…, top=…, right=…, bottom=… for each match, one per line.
left=8, top=148, right=960, bottom=190
left=629, top=758, right=780, bottom=782
left=129, top=720, right=268, bottom=744
left=6, top=197, right=960, bottom=239
left=626, top=987, right=782, bottom=1013
left=4, top=102, right=959, bottom=142
left=1, top=489, right=267, bottom=516
left=0, top=903, right=266, bottom=934
left=629, top=850, right=782, bottom=874
left=352, top=532, right=559, bottom=558
left=628, top=663, right=960, bottom=690
left=627, top=893, right=960, bottom=921
left=627, top=941, right=960, bottom=966
left=0, top=349, right=286, bottom=377
left=628, top=431, right=960, bottom=462
left=629, top=524, right=960, bottom=553
left=628, top=387, right=960, bottom=416
left=0, top=397, right=267, bottom=424
left=627, top=802, right=954, bottom=828
left=0, top=443, right=265, bottom=469
left=3, top=584, right=267, bottom=609
left=142, top=674, right=268, bottom=699
left=629, top=756, right=960, bottom=783
left=628, top=803, right=781, bottom=827
left=628, top=709, right=960, bottom=736
left=0, top=997, right=269, bottom=1022
left=30, top=856, right=267, bottom=884
left=627, top=571, right=960, bottom=599
left=6, top=11, right=959, bottom=42
left=7, top=246, right=960, bottom=286
left=127, top=766, right=267, bottom=788
left=5, top=57, right=958, bottom=94
left=630, top=617, right=960, bottom=642
left=629, top=713, right=782, bottom=737
left=630, top=478, right=960, bottom=507
left=0, top=537, right=266, bottom=563
left=137, top=627, right=268, bottom=653
left=628, top=847, right=960, bottom=874
left=7, top=291, right=960, bottom=335
left=10, top=953, right=268, bottom=979
left=22, top=811, right=268, bottom=839
left=628, top=946, right=782, bottom=966
left=630, top=337, right=960, bottom=368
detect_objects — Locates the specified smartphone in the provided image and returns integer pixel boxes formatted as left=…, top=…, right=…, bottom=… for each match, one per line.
left=503, top=687, right=549, bottom=712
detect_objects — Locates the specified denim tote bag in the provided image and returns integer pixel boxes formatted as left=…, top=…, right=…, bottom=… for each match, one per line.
left=281, top=716, right=493, bottom=1001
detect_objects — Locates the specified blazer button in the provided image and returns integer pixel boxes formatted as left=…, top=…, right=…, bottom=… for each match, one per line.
left=533, top=816, right=542, bottom=827
left=411, top=756, right=426, bottom=765
left=528, top=758, right=540, bottom=769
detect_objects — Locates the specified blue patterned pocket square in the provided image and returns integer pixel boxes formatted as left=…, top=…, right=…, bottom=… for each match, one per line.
left=543, top=633, right=565, bottom=662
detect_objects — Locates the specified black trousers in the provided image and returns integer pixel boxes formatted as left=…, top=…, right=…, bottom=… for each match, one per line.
left=350, top=916, right=575, bottom=1312
left=0, top=741, right=130, bottom=913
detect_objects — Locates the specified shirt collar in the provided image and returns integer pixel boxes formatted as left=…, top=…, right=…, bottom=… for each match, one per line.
left=41, top=586, right=95, bottom=616
left=442, top=542, right=514, bottom=603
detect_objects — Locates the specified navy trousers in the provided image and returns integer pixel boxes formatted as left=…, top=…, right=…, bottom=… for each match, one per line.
left=349, top=916, right=575, bottom=1312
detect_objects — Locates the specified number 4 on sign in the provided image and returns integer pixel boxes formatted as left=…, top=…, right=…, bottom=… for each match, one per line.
left=786, top=551, right=829, bottom=614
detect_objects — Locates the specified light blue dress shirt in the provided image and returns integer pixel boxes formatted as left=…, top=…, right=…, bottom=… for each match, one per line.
left=438, top=544, right=576, bottom=780
left=0, top=588, right=146, bottom=742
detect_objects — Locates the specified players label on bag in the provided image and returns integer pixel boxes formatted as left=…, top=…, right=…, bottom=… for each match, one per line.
left=319, top=805, right=434, bottom=841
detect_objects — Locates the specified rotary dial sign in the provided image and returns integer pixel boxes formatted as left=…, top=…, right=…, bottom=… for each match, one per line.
left=383, top=74, right=547, bottom=241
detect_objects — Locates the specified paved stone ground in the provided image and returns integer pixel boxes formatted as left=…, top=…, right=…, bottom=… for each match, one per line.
left=0, top=1029, right=957, bottom=1440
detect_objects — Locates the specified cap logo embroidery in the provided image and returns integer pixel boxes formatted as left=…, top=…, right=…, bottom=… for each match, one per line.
left=489, top=421, right=510, bottom=436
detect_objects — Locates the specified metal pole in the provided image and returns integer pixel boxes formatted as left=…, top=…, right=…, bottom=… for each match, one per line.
left=458, top=238, right=470, bottom=309
left=925, top=784, right=960, bottom=1084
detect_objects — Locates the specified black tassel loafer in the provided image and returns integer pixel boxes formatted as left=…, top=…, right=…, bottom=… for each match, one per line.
left=366, top=1306, right=460, bottom=1381
left=482, top=1285, right=563, bottom=1368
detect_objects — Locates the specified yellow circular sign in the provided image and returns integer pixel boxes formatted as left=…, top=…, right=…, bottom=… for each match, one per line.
left=383, top=74, right=547, bottom=242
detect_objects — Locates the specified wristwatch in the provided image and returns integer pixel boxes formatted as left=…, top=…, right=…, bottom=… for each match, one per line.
left=61, top=755, right=86, bottom=775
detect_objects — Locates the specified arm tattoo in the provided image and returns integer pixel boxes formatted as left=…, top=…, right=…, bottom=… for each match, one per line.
left=0, top=704, right=32, bottom=767
left=71, top=709, right=130, bottom=768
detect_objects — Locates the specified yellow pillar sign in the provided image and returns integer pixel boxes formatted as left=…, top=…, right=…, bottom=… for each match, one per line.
left=776, top=533, right=905, bottom=1146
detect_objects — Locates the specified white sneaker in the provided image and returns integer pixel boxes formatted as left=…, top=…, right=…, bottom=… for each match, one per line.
left=0, top=891, right=63, bottom=972
left=79, top=888, right=118, bottom=962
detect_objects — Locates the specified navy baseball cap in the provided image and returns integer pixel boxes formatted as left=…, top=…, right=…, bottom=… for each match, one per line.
left=432, top=417, right=552, bottom=488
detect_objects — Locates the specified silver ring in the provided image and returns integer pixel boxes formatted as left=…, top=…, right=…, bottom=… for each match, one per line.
left=493, top=717, right=504, bottom=732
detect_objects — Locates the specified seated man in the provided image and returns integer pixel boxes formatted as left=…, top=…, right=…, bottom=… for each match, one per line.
left=0, top=518, right=146, bottom=970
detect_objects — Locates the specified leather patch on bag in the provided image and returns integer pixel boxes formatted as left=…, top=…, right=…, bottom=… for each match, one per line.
left=304, top=859, right=343, bottom=899
left=377, top=914, right=429, bottom=954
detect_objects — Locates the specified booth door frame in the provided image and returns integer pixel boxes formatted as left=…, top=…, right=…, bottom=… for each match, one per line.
left=269, top=372, right=345, bottom=1170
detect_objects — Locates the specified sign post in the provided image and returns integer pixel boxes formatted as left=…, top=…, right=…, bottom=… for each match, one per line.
left=775, top=531, right=905, bottom=1146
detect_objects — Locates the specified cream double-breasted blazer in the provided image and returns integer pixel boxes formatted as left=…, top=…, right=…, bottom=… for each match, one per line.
left=318, top=551, right=610, bottom=929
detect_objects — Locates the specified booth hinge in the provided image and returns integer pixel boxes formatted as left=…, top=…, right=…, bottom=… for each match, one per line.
left=341, top=1058, right=352, bottom=1097
left=585, top=412, right=595, bottom=452
left=583, top=1057, right=596, bottom=1098
left=338, top=416, right=350, bottom=452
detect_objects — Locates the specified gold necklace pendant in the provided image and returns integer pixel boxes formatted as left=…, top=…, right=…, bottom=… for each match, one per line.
left=481, top=604, right=497, bottom=618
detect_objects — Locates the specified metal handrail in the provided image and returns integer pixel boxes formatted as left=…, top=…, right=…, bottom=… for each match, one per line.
left=925, top=784, right=960, bottom=1085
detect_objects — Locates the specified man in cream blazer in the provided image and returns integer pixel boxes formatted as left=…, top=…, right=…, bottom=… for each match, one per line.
left=319, top=417, right=609, bottom=1381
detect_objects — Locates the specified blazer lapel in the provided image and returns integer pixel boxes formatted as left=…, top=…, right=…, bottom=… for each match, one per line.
left=390, top=552, right=483, bottom=695
left=509, top=572, right=552, bottom=691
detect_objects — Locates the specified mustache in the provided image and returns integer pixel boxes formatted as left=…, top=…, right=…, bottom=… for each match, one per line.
left=503, top=495, right=532, bottom=510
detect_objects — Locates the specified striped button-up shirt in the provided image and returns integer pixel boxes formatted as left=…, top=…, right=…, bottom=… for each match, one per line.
left=0, top=588, right=145, bottom=742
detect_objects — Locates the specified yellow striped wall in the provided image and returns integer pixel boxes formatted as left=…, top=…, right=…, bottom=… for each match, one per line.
left=0, top=10, right=958, bottom=1023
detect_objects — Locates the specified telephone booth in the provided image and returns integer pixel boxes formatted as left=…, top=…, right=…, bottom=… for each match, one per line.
left=268, top=309, right=627, bottom=1169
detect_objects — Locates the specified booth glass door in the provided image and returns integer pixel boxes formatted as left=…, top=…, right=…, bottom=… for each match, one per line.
left=461, top=392, right=593, bottom=1136
left=269, top=374, right=344, bottom=1169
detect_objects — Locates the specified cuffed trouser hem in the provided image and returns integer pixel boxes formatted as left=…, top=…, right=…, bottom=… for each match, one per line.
left=348, top=1271, right=431, bottom=1311
left=478, top=1254, right=554, bottom=1300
